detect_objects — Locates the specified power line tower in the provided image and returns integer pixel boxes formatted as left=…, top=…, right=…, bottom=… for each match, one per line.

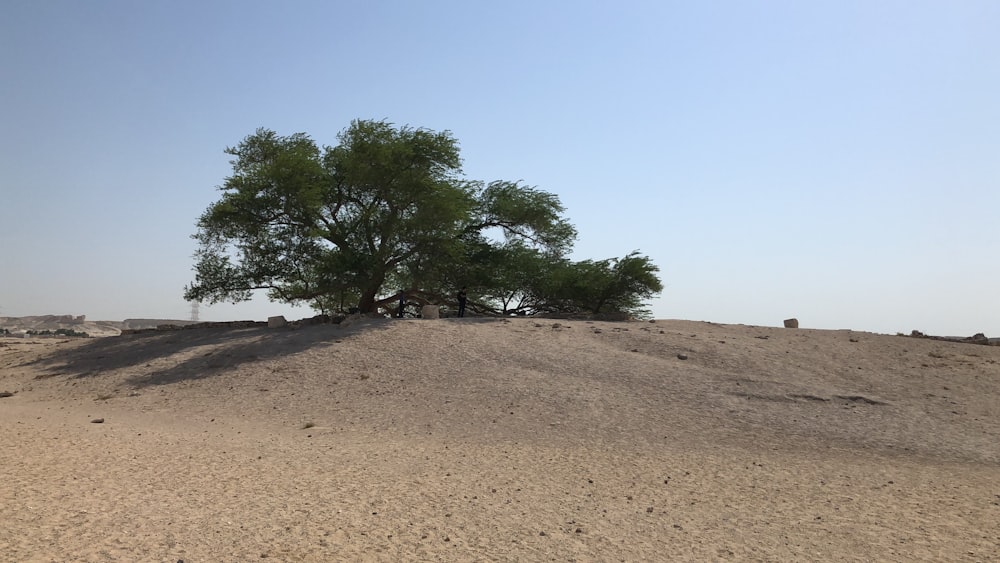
left=189, top=301, right=200, bottom=322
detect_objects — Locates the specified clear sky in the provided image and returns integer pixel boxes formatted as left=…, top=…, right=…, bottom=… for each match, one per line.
left=2, top=1, right=998, bottom=335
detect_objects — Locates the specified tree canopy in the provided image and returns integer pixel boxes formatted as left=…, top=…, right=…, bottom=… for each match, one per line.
left=185, top=119, right=661, bottom=317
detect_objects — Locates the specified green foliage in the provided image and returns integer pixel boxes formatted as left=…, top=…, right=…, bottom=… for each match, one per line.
left=548, top=252, right=663, bottom=318
left=459, top=241, right=559, bottom=315
left=186, top=119, right=661, bottom=316
left=464, top=248, right=662, bottom=318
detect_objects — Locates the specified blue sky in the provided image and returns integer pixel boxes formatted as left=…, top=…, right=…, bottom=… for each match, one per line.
left=1, top=1, right=997, bottom=335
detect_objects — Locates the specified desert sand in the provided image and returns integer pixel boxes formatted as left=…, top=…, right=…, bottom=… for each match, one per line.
left=2, top=318, right=998, bottom=562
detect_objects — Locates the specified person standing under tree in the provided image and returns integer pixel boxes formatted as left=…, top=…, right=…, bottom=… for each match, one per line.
left=456, top=287, right=468, bottom=317
left=396, top=290, right=406, bottom=318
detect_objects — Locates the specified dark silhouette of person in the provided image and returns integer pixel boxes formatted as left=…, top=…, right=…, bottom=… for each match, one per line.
left=456, top=287, right=468, bottom=317
left=396, top=290, right=406, bottom=318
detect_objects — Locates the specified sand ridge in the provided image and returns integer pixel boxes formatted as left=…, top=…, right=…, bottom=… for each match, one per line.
left=2, top=318, right=999, bottom=561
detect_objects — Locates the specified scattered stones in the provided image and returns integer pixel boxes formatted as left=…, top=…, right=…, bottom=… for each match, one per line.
left=0, top=391, right=14, bottom=398
left=784, top=318, right=799, bottom=329
left=90, top=418, right=104, bottom=424
left=267, top=316, right=287, bottom=328
left=297, top=314, right=332, bottom=326
left=677, top=354, right=688, bottom=360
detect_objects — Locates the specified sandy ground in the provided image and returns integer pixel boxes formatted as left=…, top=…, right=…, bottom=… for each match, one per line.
left=1, top=318, right=999, bottom=562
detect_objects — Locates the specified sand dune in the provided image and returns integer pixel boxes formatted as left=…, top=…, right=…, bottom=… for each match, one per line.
left=2, top=318, right=999, bottom=561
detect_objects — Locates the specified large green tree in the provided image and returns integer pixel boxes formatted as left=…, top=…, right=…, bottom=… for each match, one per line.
left=462, top=247, right=663, bottom=318
left=546, top=252, right=664, bottom=317
left=185, top=120, right=577, bottom=313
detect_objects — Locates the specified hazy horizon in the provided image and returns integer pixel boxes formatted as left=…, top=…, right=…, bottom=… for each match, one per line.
left=0, top=303, right=994, bottom=338
left=2, top=1, right=998, bottom=336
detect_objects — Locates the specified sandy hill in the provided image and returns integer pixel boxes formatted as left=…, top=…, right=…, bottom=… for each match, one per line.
left=1, top=318, right=998, bottom=561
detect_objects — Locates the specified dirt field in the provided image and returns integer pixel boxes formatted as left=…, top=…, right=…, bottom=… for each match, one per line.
left=2, top=318, right=998, bottom=561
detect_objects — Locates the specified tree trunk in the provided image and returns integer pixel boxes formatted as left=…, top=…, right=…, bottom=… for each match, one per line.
left=357, top=271, right=387, bottom=313
left=358, top=287, right=379, bottom=313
